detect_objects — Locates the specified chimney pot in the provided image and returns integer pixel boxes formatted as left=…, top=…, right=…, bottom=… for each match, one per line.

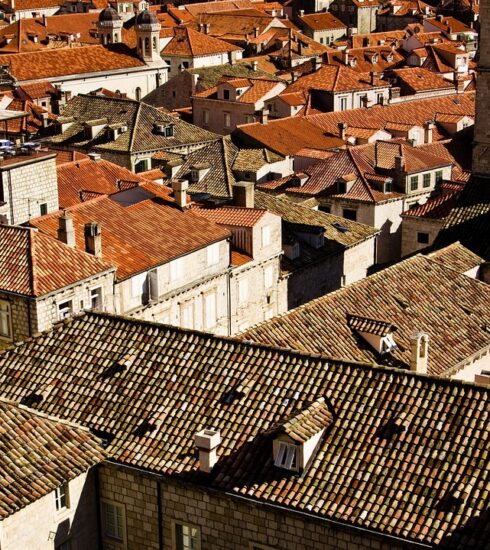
left=172, top=178, right=188, bottom=209
left=410, top=331, right=429, bottom=374
left=84, top=222, right=102, bottom=256
left=195, top=428, right=221, bottom=473
left=233, top=181, right=255, bottom=208
left=58, top=211, right=75, bottom=247
left=338, top=121, right=347, bottom=140
left=88, top=152, right=101, bottom=162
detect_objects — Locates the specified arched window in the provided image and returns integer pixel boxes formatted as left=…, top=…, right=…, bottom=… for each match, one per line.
left=135, top=87, right=142, bottom=101
left=108, top=34, right=112, bottom=44
left=139, top=38, right=142, bottom=51
left=114, top=32, right=119, bottom=43
left=145, top=37, right=150, bottom=53
left=153, top=36, right=157, bottom=51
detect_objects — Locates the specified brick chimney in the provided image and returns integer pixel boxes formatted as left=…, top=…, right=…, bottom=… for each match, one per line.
left=338, top=121, right=347, bottom=140
left=370, top=71, right=377, bottom=86
left=195, top=429, right=221, bottom=473
left=254, top=26, right=259, bottom=38
left=424, top=120, right=434, bottom=144
left=454, top=72, right=465, bottom=93
left=410, top=331, right=429, bottom=374
left=172, top=178, right=188, bottom=209
left=84, top=222, right=102, bottom=256
left=233, top=181, right=255, bottom=208
left=58, top=211, right=75, bottom=247
left=260, top=109, right=269, bottom=125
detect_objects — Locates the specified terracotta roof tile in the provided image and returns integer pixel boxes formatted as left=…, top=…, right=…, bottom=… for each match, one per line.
left=299, top=12, right=346, bottom=31
left=194, top=205, right=267, bottom=227
left=427, top=242, right=484, bottom=273
left=161, top=26, right=242, bottom=57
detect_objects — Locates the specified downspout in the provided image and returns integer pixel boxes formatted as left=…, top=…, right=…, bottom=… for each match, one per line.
left=157, top=479, right=163, bottom=550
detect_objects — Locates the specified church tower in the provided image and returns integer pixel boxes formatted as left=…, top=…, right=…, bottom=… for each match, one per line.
left=472, top=0, right=490, bottom=174
left=97, top=7, right=123, bottom=45
left=135, top=9, right=161, bottom=63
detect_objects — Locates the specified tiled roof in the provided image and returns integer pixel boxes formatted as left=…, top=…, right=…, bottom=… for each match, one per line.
left=0, top=44, right=146, bottom=82
left=268, top=397, right=333, bottom=443
left=299, top=12, right=346, bottom=31
left=52, top=149, right=89, bottom=166
left=0, top=225, right=114, bottom=297
left=434, top=175, right=490, bottom=260
left=172, top=136, right=238, bottom=199
left=30, top=194, right=230, bottom=280
left=351, top=30, right=406, bottom=48
left=197, top=12, right=276, bottom=41
left=326, top=45, right=405, bottom=72
left=50, top=94, right=217, bottom=154
left=393, top=67, right=454, bottom=92
left=232, top=146, right=284, bottom=171
left=347, top=314, right=397, bottom=336
left=194, top=206, right=267, bottom=227
left=194, top=76, right=283, bottom=104
left=0, top=0, right=61, bottom=10
left=161, top=26, right=242, bottom=57
left=16, top=80, right=56, bottom=99
left=254, top=190, right=378, bottom=248
left=427, top=242, right=484, bottom=274
left=0, top=398, right=104, bottom=520
left=402, top=190, right=460, bottom=219
left=426, top=15, right=474, bottom=33
left=235, top=116, right=345, bottom=156
left=241, top=250, right=490, bottom=376
left=57, top=158, right=148, bottom=208
left=0, top=312, right=488, bottom=547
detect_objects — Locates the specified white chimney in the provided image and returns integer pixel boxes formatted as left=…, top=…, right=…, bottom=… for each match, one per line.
left=233, top=181, right=255, bottom=208
left=425, top=120, right=434, bottom=144
left=88, top=152, right=101, bottom=162
left=195, top=429, right=221, bottom=473
left=410, top=331, right=429, bottom=374
left=172, top=178, right=188, bottom=209
left=58, top=211, right=75, bottom=247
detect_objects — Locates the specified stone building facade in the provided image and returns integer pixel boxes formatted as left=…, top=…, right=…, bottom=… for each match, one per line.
left=0, top=151, right=58, bottom=225
left=97, top=462, right=408, bottom=550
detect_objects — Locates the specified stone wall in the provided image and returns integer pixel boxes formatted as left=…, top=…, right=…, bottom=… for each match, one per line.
left=98, top=463, right=409, bottom=550
left=400, top=216, right=443, bottom=257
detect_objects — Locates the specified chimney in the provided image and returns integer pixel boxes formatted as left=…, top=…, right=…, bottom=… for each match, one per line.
left=172, top=178, right=188, bottom=209
left=198, top=23, right=204, bottom=33
left=410, top=331, right=429, bottom=374
left=424, top=120, right=434, bottom=144
left=338, top=121, right=347, bottom=140
left=195, top=429, right=221, bottom=473
left=88, top=152, right=101, bottom=162
left=252, top=60, right=258, bottom=71
left=260, top=108, right=269, bottom=125
left=454, top=73, right=465, bottom=93
left=313, top=56, right=321, bottom=71
left=233, top=181, right=255, bottom=208
left=254, top=26, right=259, bottom=38
left=342, top=49, right=349, bottom=65
left=84, top=222, right=102, bottom=256
left=9, top=0, right=14, bottom=9
left=42, top=13, right=47, bottom=27
left=299, top=9, right=304, bottom=16
left=204, top=23, right=210, bottom=34
left=40, top=111, right=49, bottom=129
left=394, top=153, right=405, bottom=172
left=58, top=211, right=75, bottom=247
left=370, top=71, right=377, bottom=86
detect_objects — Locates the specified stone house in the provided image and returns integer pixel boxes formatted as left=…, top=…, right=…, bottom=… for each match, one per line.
left=0, top=224, right=115, bottom=343
left=376, top=0, right=435, bottom=31
left=0, top=312, right=488, bottom=549
left=0, top=0, right=63, bottom=22
left=0, top=397, right=104, bottom=549
left=47, top=93, right=217, bottom=173
left=298, top=11, right=347, bottom=45
left=0, top=149, right=59, bottom=225
left=160, top=26, right=243, bottom=78
left=254, top=190, right=378, bottom=308
left=192, top=76, right=287, bottom=135
left=329, top=0, right=382, bottom=34
left=243, top=242, right=490, bottom=383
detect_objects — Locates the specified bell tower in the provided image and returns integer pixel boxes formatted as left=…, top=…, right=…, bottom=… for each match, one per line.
left=135, top=9, right=161, bottom=63
left=97, top=7, right=123, bottom=45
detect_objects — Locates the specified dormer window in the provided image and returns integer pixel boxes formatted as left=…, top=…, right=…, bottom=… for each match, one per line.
left=384, top=179, right=393, bottom=193
left=275, top=441, right=298, bottom=470
left=347, top=314, right=398, bottom=356
left=190, top=170, right=199, bottom=182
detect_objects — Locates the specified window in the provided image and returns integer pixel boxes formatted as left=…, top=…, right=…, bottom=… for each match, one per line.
left=410, top=175, right=419, bottom=191
left=40, top=202, right=48, bottom=216
left=343, top=208, right=357, bottom=221
left=264, top=265, right=274, bottom=289
left=224, top=112, right=231, bottom=128
left=435, top=170, right=443, bottom=184
left=131, top=272, right=147, bottom=297
left=58, top=300, right=73, bottom=320
left=275, top=441, right=298, bottom=470
left=223, top=89, right=230, bottom=100
left=417, top=232, right=429, bottom=245
left=174, top=521, right=200, bottom=550
left=89, top=287, right=103, bottom=310
left=384, top=180, right=393, bottom=193
left=206, top=243, right=220, bottom=266
left=203, top=291, right=217, bottom=329
left=55, top=483, right=69, bottom=511
left=238, top=277, right=248, bottom=305
left=0, top=301, right=11, bottom=339
left=170, top=258, right=183, bottom=282
left=261, top=225, right=271, bottom=247
left=202, top=109, right=209, bottom=125
left=357, top=94, right=367, bottom=108
left=165, top=125, right=174, bottom=137
left=423, top=173, right=431, bottom=188
left=245, top=114, right=254, bottom=124
left=339, top=96, right=348, bottom=111
left=337, top=180, right=347, bottom=194
left=0, top=176, right=4, bottom=203
left=319, top=205, right=331, bottom=214
left=135, top=87, right=141, bottom=101
left=102, top=501, right=124, bottom=542
left=376, top=93, right=383, bottom=104
left=180, top=300, right=194, bottom=329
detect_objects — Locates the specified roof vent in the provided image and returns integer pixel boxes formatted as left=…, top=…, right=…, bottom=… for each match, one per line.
left=195, top=429, right=221, bottom=473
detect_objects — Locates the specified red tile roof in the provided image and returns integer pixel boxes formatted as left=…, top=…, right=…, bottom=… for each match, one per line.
left=402, top=190, right=460, bottom=219
left=392, top=67, right=454, bottom=92
left=0, top=224, right=114, bottom=297
left=30, top=194, right=230, bottom=280
left=299, top=11, right=346, bottom=31
left=161, top=26, right=242, bottom=57
left=194, top=205, right=267, bottom=227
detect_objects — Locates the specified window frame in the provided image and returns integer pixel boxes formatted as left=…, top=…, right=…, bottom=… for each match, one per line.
left=0, top=300, right=12, bottom=340
left=55, top=482, right=70, bottom=512
left=410, top=175, right=419, bottom=191
left=172, top=520, right=201, bottom=550
left=58, top=299, right=73, bottom=321
left=40, top=202, right=48, bottom=216
left=101, top=500, right=125, bottom=543
left=342, top=208, right=357, bottom=221
left=89, top=286, right=103, bottom=310
left=261, top=225, right=271, bottom=247
left=435, top=170, right=443, bottom=184
left=417, top=231, right=430, bottom=245
left=223, top=111, right=231, bottom=128
left=203, top=290, right=217, bottom=330
left=423, top=173, right=431, bottom=188
left=274, top=441, right=298, bottom=471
